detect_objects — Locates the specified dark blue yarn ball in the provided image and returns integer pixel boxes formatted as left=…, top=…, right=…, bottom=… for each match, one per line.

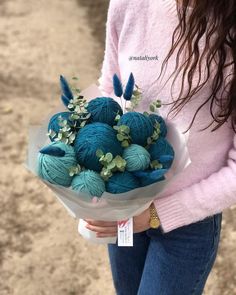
left=140, top=176, right=165, bottom=187
left=106, top=171, right=140, bottom=194
left=48, top=112, right=71, bottom=141
left=48, top=112, right=80, bottom=142
left=148, top=138, right=175, bottom=169
left=87, top=97, right=123, bottom=126
left=118, top=112, right=154, bottom=146
left=149, top=114, right=167, bottom=137
left=74, top=122, right=123, bottom=171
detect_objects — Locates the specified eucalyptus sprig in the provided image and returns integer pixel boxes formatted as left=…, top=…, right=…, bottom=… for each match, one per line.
left=150, top=160, right=163, bottom=170
left=68, top=164, right=82, bottom=177
left=47, top=115, right=77, bottom=145
left=149, top=99, right=162, bottom=113
left=146, top=121, right=161, bottom=147
left=125, top=84, right=143, bottom=112
left=113, top=125, right=131, bottom=148
left=67, top=76, right=91, bottom=127
left=96, top=150, right=127, bottom=181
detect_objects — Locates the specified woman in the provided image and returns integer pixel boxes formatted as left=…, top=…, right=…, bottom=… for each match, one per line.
left=85, top=0, right=236, bottom=294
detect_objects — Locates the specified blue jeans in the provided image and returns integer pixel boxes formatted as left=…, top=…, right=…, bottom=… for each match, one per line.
left=108, top=213, right=222, bottom=295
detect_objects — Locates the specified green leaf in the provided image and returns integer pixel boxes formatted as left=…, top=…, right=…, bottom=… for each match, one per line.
left=96, top=149, right=104, bottom=158
left=68, top=104, right=74, bottom=109
left=107, top=162, right=116, bottom=170
left=105, top=153, right=113, bottom=163
left=147, top=137, right=152, bottom=145
left=149, top=104, right=155, bottom=112
left=80, top=121, right=86, bottom=128
left=47, top=129, right=57, bottom=138
left=69, top=133, right=76, bottom=141
left=121, top=140, right=129, bottom=148
left=113, top=126, right=119, bottom=131
left=155, top=99, right=162, bottom=108
left=117, top=134, right=124, bottom=141
left=119, top=125, right=130, bottom=134
left=115, top=114, right=121, bottom=121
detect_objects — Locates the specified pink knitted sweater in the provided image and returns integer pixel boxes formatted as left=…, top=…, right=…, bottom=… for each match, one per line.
left=98, top=0, right=236, bottom=233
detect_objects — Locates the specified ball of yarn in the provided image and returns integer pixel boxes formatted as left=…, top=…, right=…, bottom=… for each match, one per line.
left=87, top=97, right=123, bottom=126
left=106, top=171, right=140, bottom=194
left=37, top=141, right=77, bottom=187
left=148, top=138, right=175, bottom=169
left=74, top=122, right=123, bottom=171
left=123, top=144, right=150, bottom=172
left=149, top=114, right=167, bottom=137
left=48, top=112, right=78, bottom=142
left=118, top=112, right=154, bottom=146
left=140, top=176, right=165, bottom=187
left=71, top=170, right=105, bottom=198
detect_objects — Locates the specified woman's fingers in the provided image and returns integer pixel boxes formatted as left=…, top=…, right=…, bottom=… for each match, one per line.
left=84, top=219, right=117, bottom=227
left=96, top=232, right=117, bottom=238
left=86, top=224, right=117, bottom=234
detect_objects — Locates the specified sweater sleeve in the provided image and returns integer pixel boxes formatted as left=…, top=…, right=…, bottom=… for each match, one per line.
left=154, top=132, right=236, bottom=233
left=97, top=0, right=121, bottom=96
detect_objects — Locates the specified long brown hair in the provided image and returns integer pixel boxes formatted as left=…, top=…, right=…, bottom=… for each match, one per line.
left=151, top=0, right=236, bottom=133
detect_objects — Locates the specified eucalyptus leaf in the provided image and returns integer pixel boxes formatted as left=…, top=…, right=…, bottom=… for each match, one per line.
left=105, top=153, right=113, bottom=163
left=117, top=134, right=124, bottom=141
left=96, top=149, right=104, bottom=158
left=68, top=104, right=74, bottom=109
left=107, top=162, right=116, bottom=170
left=121, top=140, right=129, bottom=148
left=149, top=104, right=155, bottom=112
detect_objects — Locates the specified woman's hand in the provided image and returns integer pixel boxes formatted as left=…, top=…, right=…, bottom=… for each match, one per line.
left=84, top=206, right=151, bottom=238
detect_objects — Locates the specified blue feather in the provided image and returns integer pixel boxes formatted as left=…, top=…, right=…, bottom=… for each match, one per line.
left=61, top=94, right=70, bottom=107
left=133, top=169, right=168, bottom=180
left=60, top=75, right=73, bottom=107
left=123, top=73, right=135, bottom=101
left=39, top=146, right=66, bottom=157
left=113, top=74, right=123, bottom=97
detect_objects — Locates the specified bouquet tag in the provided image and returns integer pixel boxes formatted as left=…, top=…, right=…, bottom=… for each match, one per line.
left=117, top=218, right=133, bottom=247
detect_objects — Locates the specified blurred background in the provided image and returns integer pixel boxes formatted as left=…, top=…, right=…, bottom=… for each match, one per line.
left=0, top=0, right=235, bottom=294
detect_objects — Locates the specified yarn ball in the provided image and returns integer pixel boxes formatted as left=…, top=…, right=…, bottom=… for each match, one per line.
left=149, top=114, right=167, bottom=137
left=123, top=144, right=150, bottom=172
left=71, top=170, right=105, bottom=198
left=118, top=112, right=154, bottom=146
left=37, top=141, right=77, bottom=187
left=140, top=176, right=165, bottom=187
left=148, top=138, right=175, bottom=169
left=48, top=112, right=76, bottom=142
left=106, top=171, right=140, bottom=194
left=74, top=122, right=123, bottom=171
left=87, top=97, right=123, bottom=126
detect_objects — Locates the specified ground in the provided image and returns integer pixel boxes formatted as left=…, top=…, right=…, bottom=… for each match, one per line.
left=0, top=0, right=235, bottom=294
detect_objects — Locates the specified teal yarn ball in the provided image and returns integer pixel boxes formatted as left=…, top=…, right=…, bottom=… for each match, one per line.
left=106, top=171, right=140, bottom=194
left=71, top=170, right=105, bottom=198
left=74, top=122, right=123, bottom=171
left=148, top=138, right=175, bottom=169
left=118, top=112, right=154, bottom=146
left=37, top=141, right=77, bottom=187
left=149, top=114, right=167, bottom=137
left=123, top=144, right=150, bottom=172
left=87, top=97, right=123, bottom=126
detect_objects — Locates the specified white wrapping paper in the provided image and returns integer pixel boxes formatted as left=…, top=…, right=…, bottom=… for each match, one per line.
left=25, top=84, right=191, bottom=244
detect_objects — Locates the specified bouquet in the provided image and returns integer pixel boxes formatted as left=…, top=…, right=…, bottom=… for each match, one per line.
left=26, top=73, right=190, bottom=245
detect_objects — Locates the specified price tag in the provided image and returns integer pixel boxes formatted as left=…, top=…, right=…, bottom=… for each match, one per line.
left=117, top=218, right=133, bottom=247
